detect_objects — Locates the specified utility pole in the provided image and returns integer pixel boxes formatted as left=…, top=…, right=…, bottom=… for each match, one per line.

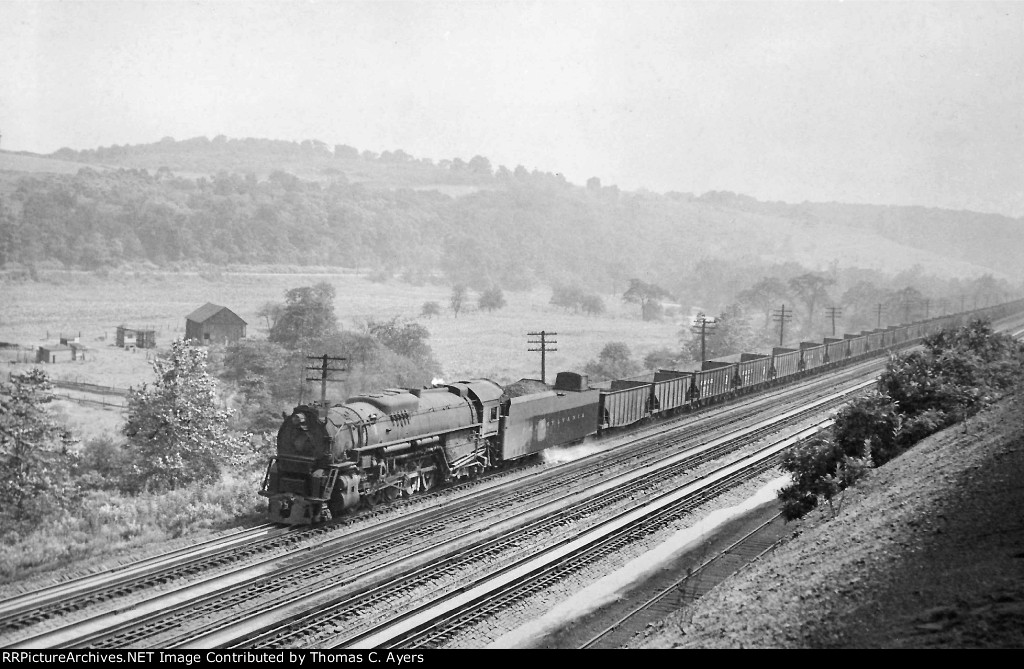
left=527, top=331, right=557, bottom=384
left=876, top=303, right=885, bottom=328
left=690, top=315, right=717, bottom=363
left=825, top=306, right=842, bottom=336
left=772, top=304, right=792, bottom=347
left=305, top=354, right=347, bottom=415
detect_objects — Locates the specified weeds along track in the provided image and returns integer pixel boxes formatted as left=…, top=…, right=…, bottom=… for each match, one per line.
left=174, top=393, right=859, bottom=649
left=2, top=354, right=881, bottom=640
left=6, top=371, right=870, bottom=650
left=12, top=320, right=1017, bottom=649
left=0, top=524, right=284, bottom=633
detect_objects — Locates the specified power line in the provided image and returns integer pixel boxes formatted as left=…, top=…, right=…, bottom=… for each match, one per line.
left=305, top=354, right=347, bottom=407
left=527, top=331, right=558, bottom=384
left=772, top=304, right=792, bottom=347
left=690, top=315, right=717, bottom=363
left=824, top=306, right=843, bottom=337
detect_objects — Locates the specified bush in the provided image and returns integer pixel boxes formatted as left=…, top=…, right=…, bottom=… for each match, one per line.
left=779, top=319, right=1024, bottom=520
left=478, top=286, right=506, bottom=311
left=420, top=301, right=441, bottom=318
left=74, top=436, right=132, bottom=491
left=832, top=393, right=904, bottom=466
left=778, top=436, right=870, bottom=520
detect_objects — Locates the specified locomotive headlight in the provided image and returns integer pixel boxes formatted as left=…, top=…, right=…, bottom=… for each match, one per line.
left=291, top=413, right=308, bottom=431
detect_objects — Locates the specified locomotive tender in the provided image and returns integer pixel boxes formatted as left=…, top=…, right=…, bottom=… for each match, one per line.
left=261, top=299, right=1024, bottom=524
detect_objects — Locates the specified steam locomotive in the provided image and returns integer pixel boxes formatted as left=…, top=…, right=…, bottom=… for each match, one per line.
left=260, top=299, right=1024, bottom=524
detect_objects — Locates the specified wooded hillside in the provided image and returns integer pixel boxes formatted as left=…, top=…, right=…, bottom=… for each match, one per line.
left=1, top=136, right=1021, bottom=302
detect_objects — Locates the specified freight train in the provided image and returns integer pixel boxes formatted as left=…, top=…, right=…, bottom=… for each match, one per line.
left=260, top=299, right=1024, bottom=524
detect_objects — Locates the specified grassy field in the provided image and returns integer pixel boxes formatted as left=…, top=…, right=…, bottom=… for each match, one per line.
left=1, top=268, right=689, bottom=440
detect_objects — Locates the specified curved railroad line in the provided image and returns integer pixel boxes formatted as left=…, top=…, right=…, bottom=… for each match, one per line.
left=338, top=422, right=828, bottom=649
left=8, top=315, right=1022, bottom=649
left=3, top=355, right=879, bottom=648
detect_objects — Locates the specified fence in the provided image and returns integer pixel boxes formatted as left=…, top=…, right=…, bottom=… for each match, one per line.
left=51, top=379, right=130, bottom=397
left=54, top=392, right=128, bottom=409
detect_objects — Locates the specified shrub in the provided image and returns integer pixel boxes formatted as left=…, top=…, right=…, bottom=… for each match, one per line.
left=778, top=435, right=870, bottom=520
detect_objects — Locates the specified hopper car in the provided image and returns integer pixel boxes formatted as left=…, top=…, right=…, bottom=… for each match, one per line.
left=261, top=299, right=1024, bottom=524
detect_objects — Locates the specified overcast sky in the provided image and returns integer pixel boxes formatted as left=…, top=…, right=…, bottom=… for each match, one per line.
left=2, top=1, right=1023, bottom=217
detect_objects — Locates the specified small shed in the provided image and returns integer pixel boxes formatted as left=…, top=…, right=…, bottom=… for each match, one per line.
left=37, top=344, right=73, bottom=364
left=116, top=326, right=156, bottom=349
left=185, top=303, right=247, bottom=345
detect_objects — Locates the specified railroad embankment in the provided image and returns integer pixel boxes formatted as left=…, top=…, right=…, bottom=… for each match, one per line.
left=635, top=391, right=1024, bottom=649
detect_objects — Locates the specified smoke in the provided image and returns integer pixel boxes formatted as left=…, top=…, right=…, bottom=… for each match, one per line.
left=541, top=437, right=607, bottom=464
left=431, top=377, right=445, bottom=386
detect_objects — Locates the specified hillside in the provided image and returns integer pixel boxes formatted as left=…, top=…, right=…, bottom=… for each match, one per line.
left=636, top=392, right=1024, bottom=649
left=1, top=138, right=1021, bottom=303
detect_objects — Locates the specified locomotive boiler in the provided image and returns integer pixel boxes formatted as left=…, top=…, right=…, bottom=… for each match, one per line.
left=260, top=378, right=503, bottom=524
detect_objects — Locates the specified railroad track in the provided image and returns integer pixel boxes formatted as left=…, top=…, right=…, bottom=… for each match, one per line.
left=578, top=512, right=788, bottom=649
left=338, top=422, right=828, bottom=649
left=10, top=316, right=1021, bottom=649
left=2, top=356, right=882, bottom=647
left=0, top=523, right=284, bottom=634
left=183, top=389, right=863, bottom=649
left=7, top=375, right=865, bottom=649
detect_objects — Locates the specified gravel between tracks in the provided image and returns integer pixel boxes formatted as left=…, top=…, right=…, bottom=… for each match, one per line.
left=634, top=392, right=1024, bottom=649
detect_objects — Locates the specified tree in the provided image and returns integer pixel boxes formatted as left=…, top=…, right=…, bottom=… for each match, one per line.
left=644, top=347, right=684, bottom=371
left=450, top=284, right=468, bottom=318
left=468, top=155, right=493, bottom=176
left=550, top=284, right=585, bottom=312
left=257, top=301, right=284, bottom=331
left=268, top=282, right=339, bottom=348
left=364, top=317, right=434, bottom=363
left=788, top=273, right=833, bottom=333
left=583, top=342, right=641, bottom=381
left=683, top=304, right=759, bottom=361
left=0, top=369, right=77, bottom=520
left=831, top=392, right=904, bottom=466
left=890, top=286, right=926, bottom=323
left=420, top=301, right=441, bottom=319
left=220, top=339, right=295, bottom=433
left=738, top=277, right=789, bottom=330
left=622, top=278, right=672, bottom=321
left=840, top=281, right=891, bottom=331
left=478, top=286, right=506, bottom=311
left=580, top=294, right=605, bottom=315
left=777, top=435, right=870, bottom=520
left=123, top=340, right=248, bottom=491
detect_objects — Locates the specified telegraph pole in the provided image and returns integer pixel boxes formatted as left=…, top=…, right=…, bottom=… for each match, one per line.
left=691, top=315, right=717, bottom=363
left=772, top=304, right=792, bottom=347
left=528, top=331, right=558, bottom=384
left=825, top=306, right=842, bottom=336
left=305, top=354, right=347, bottom=412
left=876, top=303, right=885, bottom=328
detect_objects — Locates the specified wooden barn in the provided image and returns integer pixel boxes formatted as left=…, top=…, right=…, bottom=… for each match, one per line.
left=185, top=303, right=247, bottom=345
